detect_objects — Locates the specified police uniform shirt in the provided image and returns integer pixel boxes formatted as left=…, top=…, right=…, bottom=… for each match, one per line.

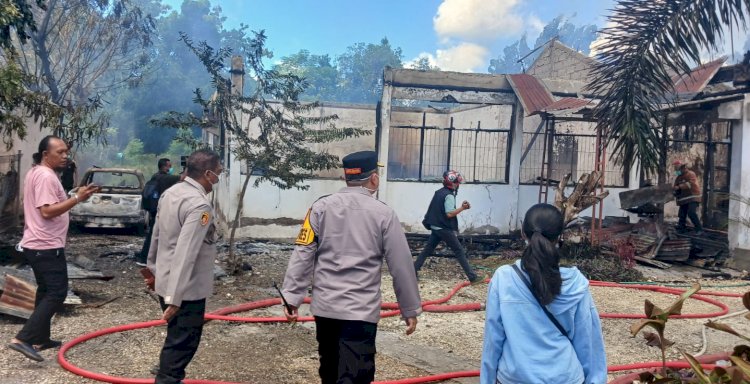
left=147, top=176, right=218, bottom=306
left=282, top=187, right=422, bottom=324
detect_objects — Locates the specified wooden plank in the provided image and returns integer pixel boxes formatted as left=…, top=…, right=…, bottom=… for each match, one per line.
left=634, top=256, right=672, bottom=269
left=0, top=264, right=112, bottom=285
left=388, top=68, right=512, bottom=93
left=391, top=86, right=516, bottom=105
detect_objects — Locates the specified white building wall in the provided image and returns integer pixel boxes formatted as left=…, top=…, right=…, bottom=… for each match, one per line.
left=213, top=101, right=640, bottom=239
left=0, top=117, right=47, bottom=192
left=728, top=96, right=750, bottom=268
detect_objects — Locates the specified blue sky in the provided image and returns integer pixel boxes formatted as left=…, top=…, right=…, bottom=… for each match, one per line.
left=162, top=0, right=617, bottom=72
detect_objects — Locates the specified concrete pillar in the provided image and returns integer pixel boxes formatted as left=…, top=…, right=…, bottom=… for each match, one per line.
left=728, top=95, right=750, bottom=269
left=507, top=98, right=524, bottom=230
left=377, top=68, right=393, bottom=203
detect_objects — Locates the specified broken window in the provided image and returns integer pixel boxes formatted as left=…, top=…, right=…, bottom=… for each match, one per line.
left=519, top=123, right=629, bottom=187
left=387, top=122, right=510, bottom=183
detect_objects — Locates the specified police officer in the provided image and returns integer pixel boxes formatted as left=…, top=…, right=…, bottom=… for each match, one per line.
left=282, top=150, right=422, bottom=384
left=146, top=149, right=222, bottom=384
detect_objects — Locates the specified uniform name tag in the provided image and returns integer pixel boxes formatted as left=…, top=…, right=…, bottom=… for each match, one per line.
left=295, top=208, right=315, bottom=246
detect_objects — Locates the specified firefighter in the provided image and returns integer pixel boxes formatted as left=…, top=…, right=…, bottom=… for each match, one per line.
left=673, top=160, right=703, bottom=235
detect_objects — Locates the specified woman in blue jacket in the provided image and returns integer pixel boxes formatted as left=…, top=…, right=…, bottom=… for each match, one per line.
left=481, top=204, right=607, bottom=384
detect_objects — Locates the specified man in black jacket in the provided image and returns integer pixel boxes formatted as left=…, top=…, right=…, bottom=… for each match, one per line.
left=136, top=158, right=180, bottom=266
left=414, top=170, right=480, bottom=283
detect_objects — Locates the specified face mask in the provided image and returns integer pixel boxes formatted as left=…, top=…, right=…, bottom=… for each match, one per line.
left=206, top=170, right=221, bottom=185
left=674, top=170, right=682, bottom=176
left=168, top=167, right=174, bottom=175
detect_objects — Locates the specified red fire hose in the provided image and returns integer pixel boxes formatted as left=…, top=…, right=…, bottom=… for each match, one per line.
left=57, top=280, right=743, bottom=384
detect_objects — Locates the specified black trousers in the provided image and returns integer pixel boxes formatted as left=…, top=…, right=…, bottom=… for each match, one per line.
left=16, top=248, right=68, bottom=345
left=315, top=316, right=378, bottom=384
left=155, top=297, right=206, bottom=384
left=413, top=229, right=477, bottom=281
left=678, top=202, right=703, bottom=231
left=137, top=213, right=156, bottom=264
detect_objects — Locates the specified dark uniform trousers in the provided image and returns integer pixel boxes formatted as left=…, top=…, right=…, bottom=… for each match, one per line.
left=16, top=248, right=68, bottom=345
left=315, top=316, right=378, bottom=384
left=155, top=296, right=206, bottom=384
left=678, top=202, right=703, bottom=231
left=414, top=229, right=477, bottom=281
left=137, top=212, right=156, bottom=264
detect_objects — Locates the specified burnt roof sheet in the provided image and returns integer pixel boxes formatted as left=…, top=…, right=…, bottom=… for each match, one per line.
left=673, top=57, right=727, bottom=94
left=507, top=74, right=555, bottom=114
left=542, top=97, right=592, bottom=112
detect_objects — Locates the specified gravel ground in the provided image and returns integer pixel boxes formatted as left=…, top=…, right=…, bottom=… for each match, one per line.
left=1, top=231, right=748, bottom=384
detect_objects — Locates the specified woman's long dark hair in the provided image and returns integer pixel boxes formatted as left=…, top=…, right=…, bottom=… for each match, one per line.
left=32, top=135, right=60, bottom=164
left=521, top=203, right=565, bottom=305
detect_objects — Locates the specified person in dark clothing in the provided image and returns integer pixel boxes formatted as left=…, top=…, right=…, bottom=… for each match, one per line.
left=672, top=160, right=703, bottom=235
left=136, top=158, right=180, bottom=266
left=59, top=141, right=77, bottom=192
left=414, top=170, right=482, bottom=283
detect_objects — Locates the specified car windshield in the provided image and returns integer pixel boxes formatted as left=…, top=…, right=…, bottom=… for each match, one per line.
left=89, top=172, right=140, bottom=188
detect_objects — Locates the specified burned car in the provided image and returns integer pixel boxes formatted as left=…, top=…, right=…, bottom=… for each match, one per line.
left=69, top=168, right=148, bottom=234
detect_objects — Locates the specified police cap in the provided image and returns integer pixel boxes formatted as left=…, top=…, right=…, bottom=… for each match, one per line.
left=342, top=151, right=383, bottom=180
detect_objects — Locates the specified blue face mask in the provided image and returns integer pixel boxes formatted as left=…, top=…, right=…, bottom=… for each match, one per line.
left=168, top=167, right=174, bottom=175
left=674, top=170, right=682, bottom=176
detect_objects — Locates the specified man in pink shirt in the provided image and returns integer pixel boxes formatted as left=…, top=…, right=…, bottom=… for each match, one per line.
left=7, top=135, right=98, bottom=362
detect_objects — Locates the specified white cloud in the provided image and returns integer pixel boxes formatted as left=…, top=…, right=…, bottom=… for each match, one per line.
left=527, top=14, right=545, bottom=36
left=412, top=43, right=489, bottom=73
left=589, top=21, right=617, bottom=57
left=404, top=53, right=440, bottom=69
left=434, top=0, right=525, bottom=41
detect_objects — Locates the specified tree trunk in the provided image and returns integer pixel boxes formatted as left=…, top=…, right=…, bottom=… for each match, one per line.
left=227, top=166, right=253, bottom=275
left=554, top=171, right=610, bottom=224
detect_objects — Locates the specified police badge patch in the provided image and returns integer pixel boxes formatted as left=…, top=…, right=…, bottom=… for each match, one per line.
left=295, top=208, right=315, bottom=246
left=200, top=212, right=210, bottom=226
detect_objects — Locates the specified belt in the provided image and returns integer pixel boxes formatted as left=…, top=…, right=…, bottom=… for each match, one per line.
left=23, top=248, right=64, bottom=256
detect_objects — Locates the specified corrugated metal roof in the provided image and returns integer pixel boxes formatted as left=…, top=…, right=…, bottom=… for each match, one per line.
left=507, top=74, right=555, bottom=114
left=542, top=97, right=592, bottom=112
left=673, top=57, right=727, bottom=94
left=0, top=274, right=35, bottom=319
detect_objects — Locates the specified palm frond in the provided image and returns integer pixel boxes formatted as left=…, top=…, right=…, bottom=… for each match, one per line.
left=587, top=0, right=750, bottom=174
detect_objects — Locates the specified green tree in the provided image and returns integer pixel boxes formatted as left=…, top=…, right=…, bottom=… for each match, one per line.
left=274, top=50, right=338, bottom=102
left=0, top=0, right=45, bottom=51
left=586, top=0, right=748, bottom=176
left=4, top=0, right=156, bottom=146
left=153, top=31, right=368, bottom=274
left=109, top=0, right=257, bottom=153
left=411, top=56, right=440, bottom=71
left=0, top=0, right=54, bottom=148
left=336, top=37, right=403, bottom=103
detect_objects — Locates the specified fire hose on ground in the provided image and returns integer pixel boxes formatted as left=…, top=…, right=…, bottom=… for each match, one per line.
left=57, top=280, right=744, bottom=384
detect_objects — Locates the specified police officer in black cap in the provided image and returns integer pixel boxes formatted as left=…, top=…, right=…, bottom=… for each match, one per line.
left=282, top=150, right=422, bottom=384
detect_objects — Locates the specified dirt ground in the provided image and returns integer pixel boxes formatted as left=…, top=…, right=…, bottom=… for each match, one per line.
left=0, top=230, right=748, bottom=384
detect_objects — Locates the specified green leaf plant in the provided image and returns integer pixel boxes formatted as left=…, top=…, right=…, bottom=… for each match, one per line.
left=630, top=283, right=701, bottom=380
left=632, top=288, right=750, bottom=383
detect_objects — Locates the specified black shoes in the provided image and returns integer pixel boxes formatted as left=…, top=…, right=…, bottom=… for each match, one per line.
left=7, top=341, right=44, bottom=362
left=35, top=339, right=62, bottom=351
